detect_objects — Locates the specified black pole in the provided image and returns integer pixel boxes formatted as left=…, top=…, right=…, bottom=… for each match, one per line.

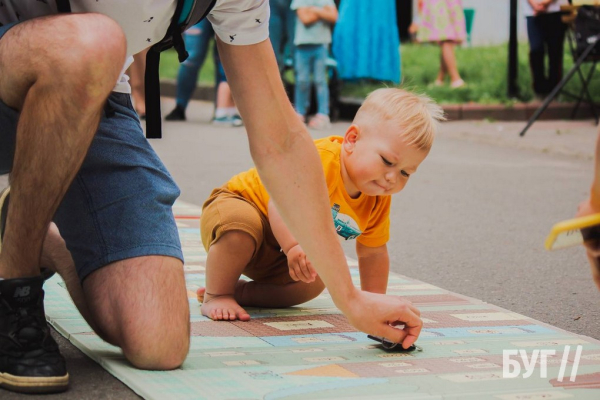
left=508, top=0, right=519, bottom=98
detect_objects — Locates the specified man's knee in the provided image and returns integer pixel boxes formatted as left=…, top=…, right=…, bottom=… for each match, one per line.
left=0, top=14, right=126, bottom=111
left=52, top=14, right=126, bottom=92
left=83, top=256, right=190, bottom=370
left=121, top=322, right=190, bottom=370
left=25, top=14, right=127, bottom=103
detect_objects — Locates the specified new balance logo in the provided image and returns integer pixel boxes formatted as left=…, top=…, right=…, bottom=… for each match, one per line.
left=14, top=286, right=31, bottom=297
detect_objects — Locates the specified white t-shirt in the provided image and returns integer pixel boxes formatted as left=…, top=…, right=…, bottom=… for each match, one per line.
left=0, top=0, right=270, bottom=93
left=521, top=0, right=569, bottom=18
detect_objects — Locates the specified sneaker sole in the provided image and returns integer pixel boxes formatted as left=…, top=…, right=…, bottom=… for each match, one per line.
left=0, top=372, right=69, bottom=394
left=0, top=186, right=9, bottom=254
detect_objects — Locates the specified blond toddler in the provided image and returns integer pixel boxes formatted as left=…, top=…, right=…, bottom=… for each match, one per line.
left=198, top=88, right=445, bottom=321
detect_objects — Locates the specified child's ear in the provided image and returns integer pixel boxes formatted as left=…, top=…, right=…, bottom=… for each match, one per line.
left=343, top=125, right=360, bottom=153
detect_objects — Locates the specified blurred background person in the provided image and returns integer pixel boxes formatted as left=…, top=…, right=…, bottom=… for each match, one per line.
left=165, top=19, right=242, bottom=126
left=270, top=0, right=296, bottom=74
left=333, top=0, right=401, bottom=84
left=522, top=0, right=569, bottom=99
left=417, top=0, right=467, bottom=88
left=291, top=0, right=338, bottom=129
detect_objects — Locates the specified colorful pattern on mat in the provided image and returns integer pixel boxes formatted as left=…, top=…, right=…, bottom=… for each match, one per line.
left=44, top=201, right=600, bottom=399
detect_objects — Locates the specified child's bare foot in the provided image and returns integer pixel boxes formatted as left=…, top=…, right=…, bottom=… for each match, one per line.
left=198, top=288, right=251, bottom=321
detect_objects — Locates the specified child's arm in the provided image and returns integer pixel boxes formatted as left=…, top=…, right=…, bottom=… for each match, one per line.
left=313, top=5, right=338, bottom=24
left=268, top=199, right=317, bottom=283
left=356, top=242, right=389, bottom=294
left=296, top=7, right=321, bottom=26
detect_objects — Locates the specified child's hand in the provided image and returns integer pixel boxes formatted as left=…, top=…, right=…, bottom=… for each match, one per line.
left=286, top=244, right=317, bottom=283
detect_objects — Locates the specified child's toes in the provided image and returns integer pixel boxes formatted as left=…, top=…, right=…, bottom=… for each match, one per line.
left=239, top=311, right=251, bottom=321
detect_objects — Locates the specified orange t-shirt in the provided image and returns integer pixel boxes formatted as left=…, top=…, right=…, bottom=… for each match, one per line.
left=226, top=136, right=391, bottom=247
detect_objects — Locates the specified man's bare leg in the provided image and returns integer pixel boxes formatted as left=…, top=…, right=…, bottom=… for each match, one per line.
left=201, top=231, right=255, bottom=321
left=198, top=276, right=325, bottom=309
left=42, top=224, right=190, bottom=370
left=0, top=14, right=126, bottom=279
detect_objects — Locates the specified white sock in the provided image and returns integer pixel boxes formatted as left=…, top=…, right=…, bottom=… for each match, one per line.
left=214, top=108, right=228, bottom=119
left=224, top=107, right=238, bottom=117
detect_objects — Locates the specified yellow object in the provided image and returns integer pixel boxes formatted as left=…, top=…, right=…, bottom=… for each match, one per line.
left=545, top=213, right=600, bottom=250
left=572, top=0, right=600, bottom=5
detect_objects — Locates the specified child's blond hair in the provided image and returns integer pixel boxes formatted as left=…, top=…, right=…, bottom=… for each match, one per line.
left=353, top=88, right=445, bottom=151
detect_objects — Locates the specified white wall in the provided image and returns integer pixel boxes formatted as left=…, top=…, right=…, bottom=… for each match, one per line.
left=462, top=0, right=528, bottom=45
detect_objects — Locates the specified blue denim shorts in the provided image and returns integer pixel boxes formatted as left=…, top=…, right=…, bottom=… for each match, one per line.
left=0, top=23, right=183, bottom=282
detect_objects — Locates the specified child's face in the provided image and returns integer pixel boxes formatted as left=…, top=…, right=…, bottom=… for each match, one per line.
left=341, top=122, right=429, bottom=198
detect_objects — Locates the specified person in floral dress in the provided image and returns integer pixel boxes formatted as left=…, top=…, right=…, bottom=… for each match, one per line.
left=417, top=0, right=467, bottom=88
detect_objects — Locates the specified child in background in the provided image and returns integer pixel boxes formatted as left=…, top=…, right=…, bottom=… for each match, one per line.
left=197, top=88, right=445, bottom=321
left=165, top=19, right=242, bottom=126
left=292, top=0, right=338, bottom=129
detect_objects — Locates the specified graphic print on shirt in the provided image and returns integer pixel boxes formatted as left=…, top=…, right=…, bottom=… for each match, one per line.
left=331, top=204, right=361, bottom=240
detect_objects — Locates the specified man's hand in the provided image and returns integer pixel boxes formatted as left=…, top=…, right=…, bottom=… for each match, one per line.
left=577, top=198, right=600, bottom=290
left=345, top=290, right=423, bottom=349
left=287, top=244, right=317, bottom=283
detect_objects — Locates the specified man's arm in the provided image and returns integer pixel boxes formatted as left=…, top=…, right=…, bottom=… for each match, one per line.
left=356, top=242, right=389, bottom=294
left=216, top=37, right=422, bottom=346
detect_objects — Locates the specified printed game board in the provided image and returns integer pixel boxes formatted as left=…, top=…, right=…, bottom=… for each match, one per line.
left=43, top=201, right=600, bottom=399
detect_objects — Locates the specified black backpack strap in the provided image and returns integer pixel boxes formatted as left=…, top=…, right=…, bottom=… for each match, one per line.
left=145, top=0, right=189, bottom=139
left=145, top=0, right=216, bottom=139
left=56, top=0, right=71, bottom=13
left=144, top=46, right=163, bottom=139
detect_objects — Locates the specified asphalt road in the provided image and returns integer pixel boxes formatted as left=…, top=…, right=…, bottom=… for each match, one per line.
left=1, top=99, right=598, bottom=399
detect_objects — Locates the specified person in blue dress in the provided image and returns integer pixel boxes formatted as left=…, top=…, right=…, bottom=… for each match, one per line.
left=332, top=0, right=401, bottom=84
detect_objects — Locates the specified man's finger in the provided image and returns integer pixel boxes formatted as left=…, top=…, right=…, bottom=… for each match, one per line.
left=382, top=308, right=423, bottom=348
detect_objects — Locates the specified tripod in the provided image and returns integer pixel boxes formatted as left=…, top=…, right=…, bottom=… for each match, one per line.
left=520, top=33, right=600, bottom=137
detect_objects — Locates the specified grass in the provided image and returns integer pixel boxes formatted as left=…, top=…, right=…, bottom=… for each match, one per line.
left=159, top=41, right=600, bottom=105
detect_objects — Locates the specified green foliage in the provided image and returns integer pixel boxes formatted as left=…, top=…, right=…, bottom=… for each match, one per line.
left=159, top=42, right=600, bottom=105
left=159, top=45, right=216, bottom=84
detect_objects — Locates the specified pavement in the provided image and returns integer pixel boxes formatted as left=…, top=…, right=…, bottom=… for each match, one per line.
left=1, top=98, right=599, bottom=399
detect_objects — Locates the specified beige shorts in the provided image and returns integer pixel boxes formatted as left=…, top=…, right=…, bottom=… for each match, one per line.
left=200, top=187, right=294, bottom=285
